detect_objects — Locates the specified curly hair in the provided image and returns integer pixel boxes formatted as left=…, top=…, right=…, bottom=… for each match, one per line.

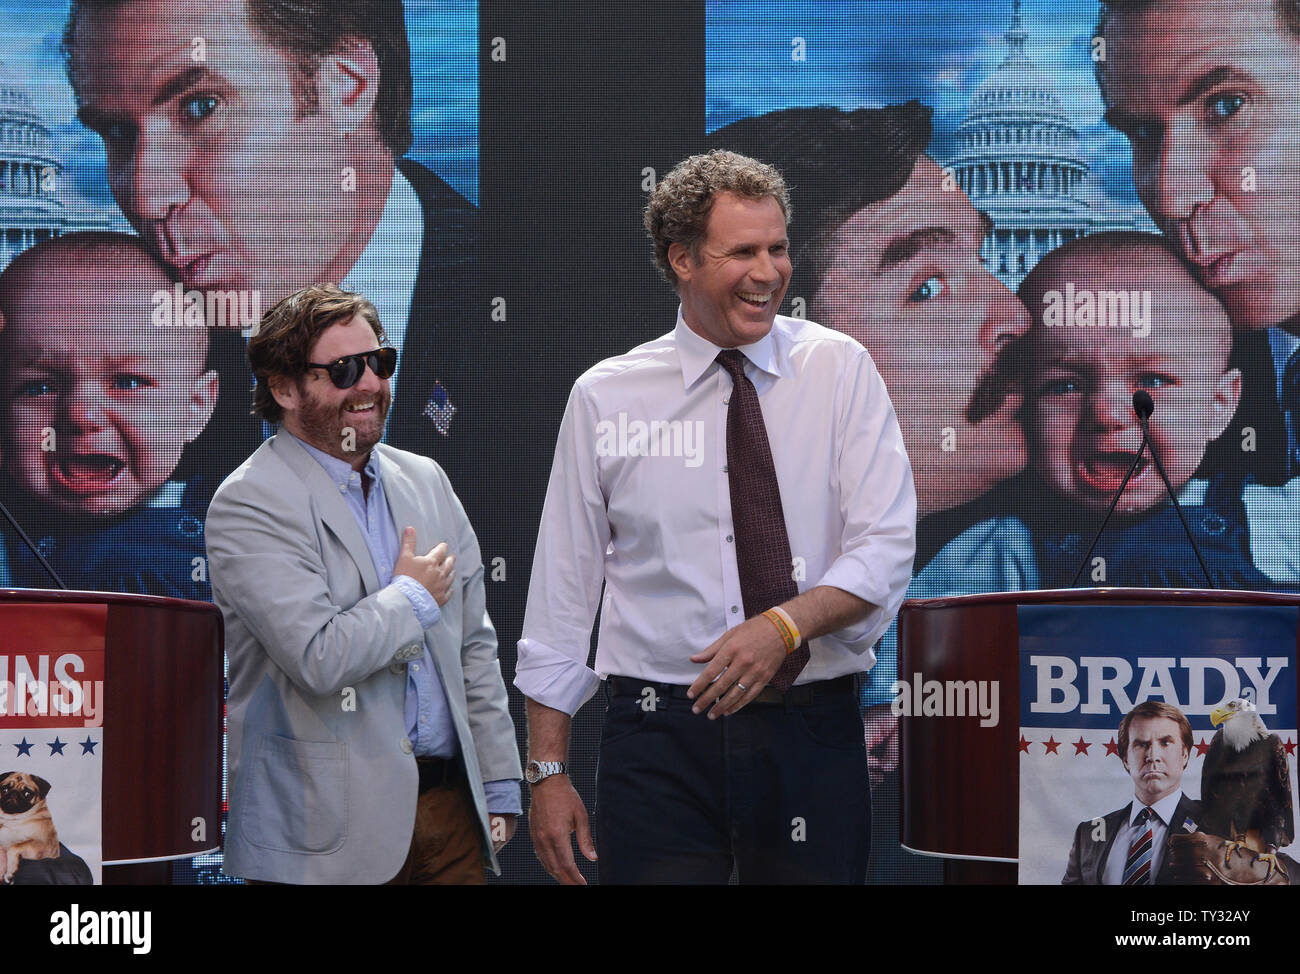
left=248, top=283, right=386, bottom=423
left=644, top=149, right=791, bottom=289
left=706, top=102, right=933, bottom=303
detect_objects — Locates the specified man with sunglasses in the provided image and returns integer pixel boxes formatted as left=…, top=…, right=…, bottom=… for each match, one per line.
left=206, top=284, right=521, bottom=884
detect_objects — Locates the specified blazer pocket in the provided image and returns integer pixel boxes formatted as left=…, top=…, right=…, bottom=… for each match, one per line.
left=240, top=735, right=349, bottom=855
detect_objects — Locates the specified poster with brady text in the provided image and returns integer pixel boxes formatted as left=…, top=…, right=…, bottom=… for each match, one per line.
left=1019, top=604, right=1298, bottom=885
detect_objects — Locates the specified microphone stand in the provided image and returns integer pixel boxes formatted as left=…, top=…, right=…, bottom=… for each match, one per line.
left=0, top=498, right=68, bottom=589
left=1069, top=425, right=1150, bottom=587
left=1138, top=411, right=1214, bottom=589
left=1069, top=392, right=1215, bottom=589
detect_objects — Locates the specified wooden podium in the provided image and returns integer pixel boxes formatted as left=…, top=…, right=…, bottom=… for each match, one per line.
left=896, top=587, right=1300, bottom=884
left=0, top=589, right=223, bottom=882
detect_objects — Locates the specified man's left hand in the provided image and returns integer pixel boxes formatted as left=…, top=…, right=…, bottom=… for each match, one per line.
left=687, top=615, right=788, bottom=718
left=490, top=814, right=518, bottom=854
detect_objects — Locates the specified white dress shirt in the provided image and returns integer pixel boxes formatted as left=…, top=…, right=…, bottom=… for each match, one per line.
left=341, top=166, right=423, bottom=433
left=1102, top=789, right=1188, bottom=885
left=258, top=167, right=423, bottom=444
left=515, top=311, right=917, bottom=716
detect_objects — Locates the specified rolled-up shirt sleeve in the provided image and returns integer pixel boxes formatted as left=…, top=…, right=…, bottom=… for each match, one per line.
left=515, top=382, right=609, bottom=716
left=815, top=347, right=917, bottom=653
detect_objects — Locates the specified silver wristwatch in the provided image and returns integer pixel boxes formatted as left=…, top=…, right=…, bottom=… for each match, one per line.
left=524, top=759, right=567, bottom=784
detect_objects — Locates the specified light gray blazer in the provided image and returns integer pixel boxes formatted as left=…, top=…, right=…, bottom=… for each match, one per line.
left=207, top=433, right=520, bottom=884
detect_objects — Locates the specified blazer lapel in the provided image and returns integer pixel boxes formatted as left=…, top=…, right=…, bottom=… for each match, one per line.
left=1154, top=794, right=1195, bottom=882
left=270, top=434, right=382, bottom=594
left=389, top=158, right=478, bottom=470
left=376, top=447, right=441, bottom=558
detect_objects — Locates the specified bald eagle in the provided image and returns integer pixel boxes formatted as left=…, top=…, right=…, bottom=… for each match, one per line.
left=1200, top=697, right=1294, bottom=878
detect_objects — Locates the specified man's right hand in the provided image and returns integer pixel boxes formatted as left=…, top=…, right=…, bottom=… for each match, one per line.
left=863, top=705, right=899, bottom=787
left=393, top=527, right=456, bottom=606
left=529, top=775, right=597, bottom=885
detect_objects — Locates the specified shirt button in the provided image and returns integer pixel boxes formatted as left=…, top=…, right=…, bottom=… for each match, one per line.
left=412, top=663, right=420, bottom=672
left=722, top=465, right=729, bottom=473
left=723, top=398, right=730, bottom=405
left=726, top=535, right=733, bottom=543
left=399, top=738, right=414, bottom=754
left=731, top=605, right=739, bottom=614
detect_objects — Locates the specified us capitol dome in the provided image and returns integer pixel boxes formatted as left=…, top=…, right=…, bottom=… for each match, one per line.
left=0, top=64, right=111, bottom=271
left=946, top=0, right=1140, bottom=287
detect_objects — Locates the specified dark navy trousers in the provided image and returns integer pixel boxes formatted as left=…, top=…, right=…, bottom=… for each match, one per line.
left=595, top=676, right=871, bottom=884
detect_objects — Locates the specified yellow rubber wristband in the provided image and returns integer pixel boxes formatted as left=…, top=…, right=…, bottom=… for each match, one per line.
left=761, top=608, right=798, bottom=654
left=767, top=605, right=802, bottom=647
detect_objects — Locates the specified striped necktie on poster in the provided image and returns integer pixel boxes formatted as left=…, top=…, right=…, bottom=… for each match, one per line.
left=1122, top=807, right=1154, bottom=885
left=716, top=349, right=808, bottom=693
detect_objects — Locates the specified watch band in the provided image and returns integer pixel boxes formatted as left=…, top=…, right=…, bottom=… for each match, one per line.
left=525, top=759, right=567, bottom=784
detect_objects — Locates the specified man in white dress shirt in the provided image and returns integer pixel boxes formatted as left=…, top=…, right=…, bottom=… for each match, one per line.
left=516, top=150, right=916, bottom=884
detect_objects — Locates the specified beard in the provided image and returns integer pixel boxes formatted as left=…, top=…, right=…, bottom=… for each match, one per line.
left=292, top=381, right=391, bottom=461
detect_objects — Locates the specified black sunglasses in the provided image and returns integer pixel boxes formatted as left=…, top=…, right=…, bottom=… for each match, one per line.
left=304, top=347, right=398, bottom=389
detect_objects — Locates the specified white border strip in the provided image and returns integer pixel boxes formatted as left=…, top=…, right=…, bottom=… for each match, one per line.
left=901, top=843, right=1018, bottom=864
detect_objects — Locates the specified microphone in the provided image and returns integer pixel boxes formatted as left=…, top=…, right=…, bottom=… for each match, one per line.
left=1069, top=390, right=1213, bottom=589
left=1133, top=389, right=1154, bottom=420
left=1133, top=390, right=1214, bottom=589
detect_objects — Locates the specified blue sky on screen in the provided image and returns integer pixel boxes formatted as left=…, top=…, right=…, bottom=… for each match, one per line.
left=0, top=0, right=477, bottom=214
left=707, top=0, right=1143, bottom=216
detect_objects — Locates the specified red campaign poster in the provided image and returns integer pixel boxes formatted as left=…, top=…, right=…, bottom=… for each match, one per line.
left=0, top=602, right=106, bottom=885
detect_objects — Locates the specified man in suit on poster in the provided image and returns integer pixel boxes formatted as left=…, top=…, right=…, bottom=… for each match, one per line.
left=1063, top=701, right=1201, bottom=885
left=61, top=0, right=482, bottom=491
left=1097, top=0, right=1300, bottom=485
left=206, top=284, right=520, bottom=884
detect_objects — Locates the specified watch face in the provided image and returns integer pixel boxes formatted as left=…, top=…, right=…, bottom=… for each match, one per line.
left=525, top=762, right=542, bottom=784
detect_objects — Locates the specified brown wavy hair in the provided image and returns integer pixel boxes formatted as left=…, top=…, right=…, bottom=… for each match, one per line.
left=248, top=283, right=385, bottom=423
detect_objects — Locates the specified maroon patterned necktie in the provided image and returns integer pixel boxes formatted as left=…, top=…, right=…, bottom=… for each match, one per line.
left=716, top=349, right=808, bottom=692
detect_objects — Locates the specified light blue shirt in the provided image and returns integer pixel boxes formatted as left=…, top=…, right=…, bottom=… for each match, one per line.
left=289, top=432, right=520, bottom=814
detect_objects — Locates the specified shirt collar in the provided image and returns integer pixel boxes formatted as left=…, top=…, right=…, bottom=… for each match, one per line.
left=1131, top=789, right=1183, bottom=826
left=1268, top=325, right=1300, bottom=398
left=341, top=165, right=422, bottom=353
left=674, top=307, right=786, bottom=389
left=285, top=430, right=382, bottom=488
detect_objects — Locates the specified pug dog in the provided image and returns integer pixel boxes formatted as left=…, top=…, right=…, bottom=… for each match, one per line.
left=0, top=772, right=60, bottom=882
